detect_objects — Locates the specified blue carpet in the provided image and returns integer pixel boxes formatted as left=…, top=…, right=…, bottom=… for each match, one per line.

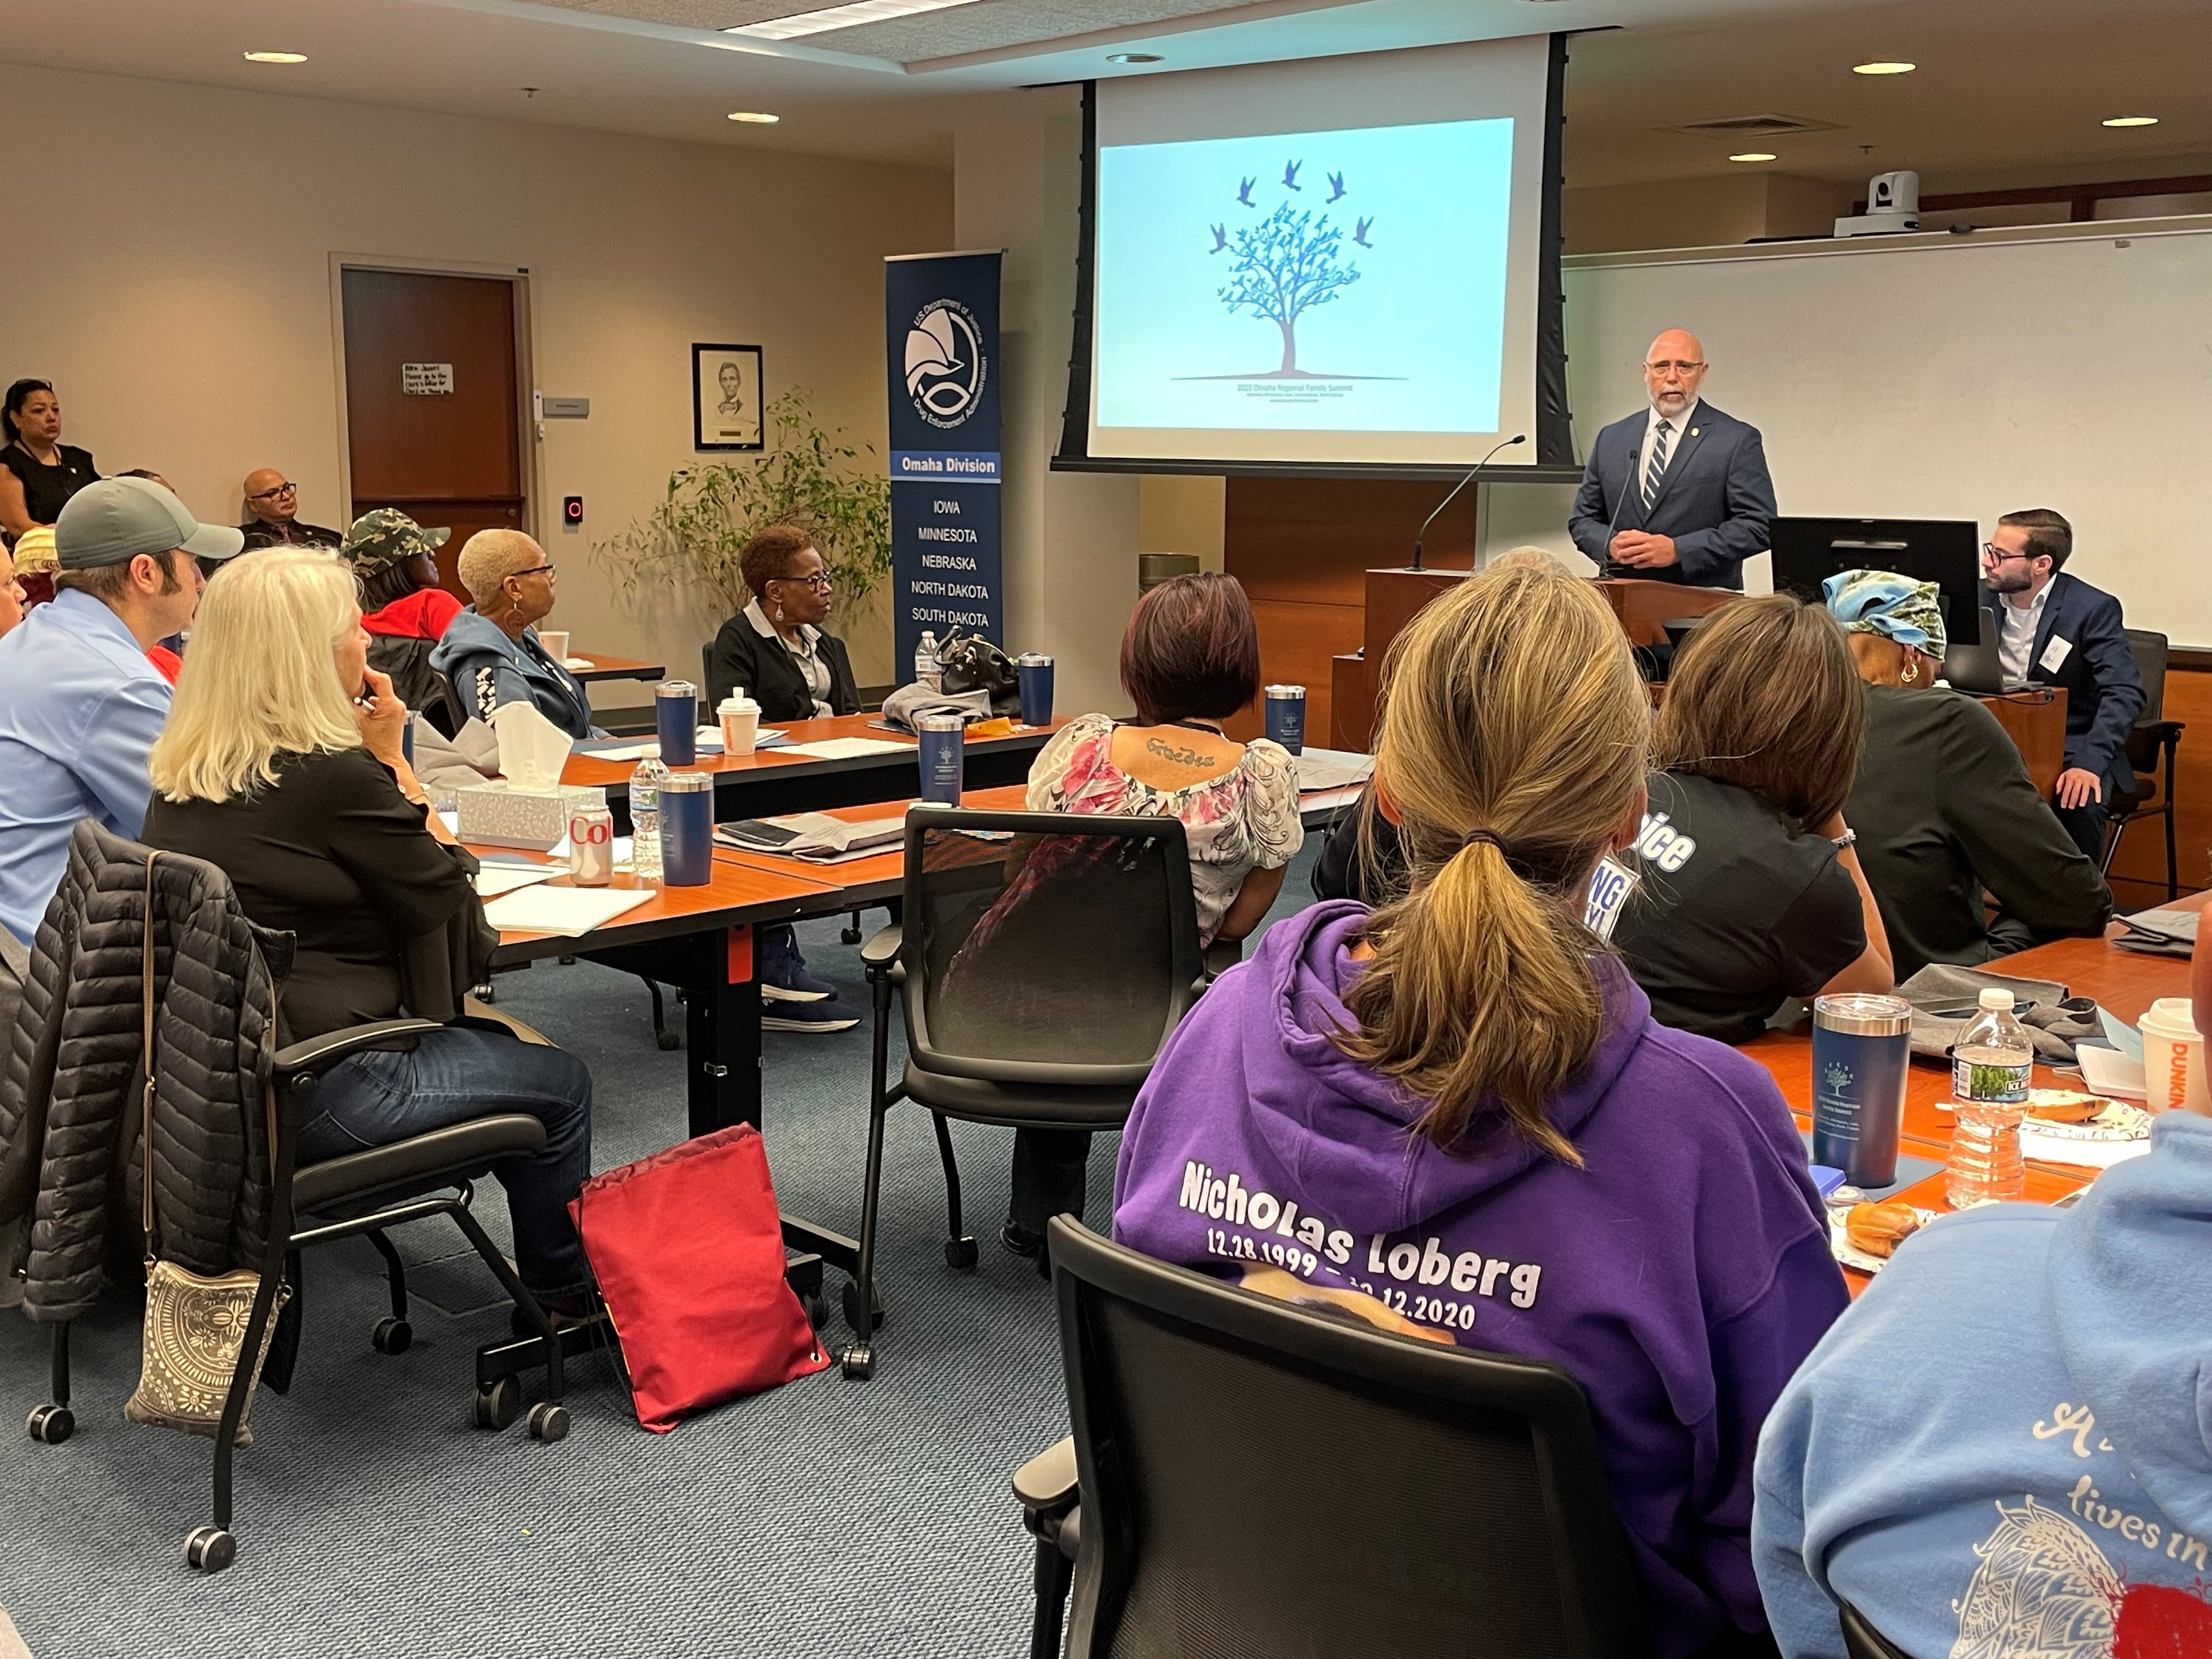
left=0, top=845, right=1326, bottom=1659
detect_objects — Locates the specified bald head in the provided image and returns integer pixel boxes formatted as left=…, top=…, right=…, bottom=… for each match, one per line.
left=242, top=468, right=297, bottom=527
left=1643, top=330, right=1707, bottom=419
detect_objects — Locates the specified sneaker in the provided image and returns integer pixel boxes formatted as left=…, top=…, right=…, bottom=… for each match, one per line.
left=759, top=928, right=837, bottom=1003
left=762, top=996, right=861, bottom=1034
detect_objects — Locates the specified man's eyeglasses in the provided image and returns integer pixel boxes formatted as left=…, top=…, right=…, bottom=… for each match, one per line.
left=1644, top=361, right=1706, bottom=376
left=1982, top=544, right=2034, bottom=566
left=247, top=482, right=298, bottom=502
left=775, top=572, right=834, bottom=592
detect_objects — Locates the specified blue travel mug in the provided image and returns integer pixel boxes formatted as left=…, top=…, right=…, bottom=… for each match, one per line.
left=657, top=772, right=713, bottom=886
left=656, top=680, right=697, bottom=768
left=1265, top=684, right=1306, bottom=754
left=1810, top=994, right=1913, bottom=1188
left=916, top=713, right=964, bottom=805
left=1015, top=653, right=1055, bottom=727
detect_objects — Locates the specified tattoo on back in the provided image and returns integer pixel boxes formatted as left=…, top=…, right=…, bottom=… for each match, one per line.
left=1144, top=736, right=1217, bottom=769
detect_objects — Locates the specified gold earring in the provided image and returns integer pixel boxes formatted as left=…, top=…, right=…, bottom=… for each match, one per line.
left=774, top=602, right=785, bottom=623
left=1901, top=658, right=1918, bottom=685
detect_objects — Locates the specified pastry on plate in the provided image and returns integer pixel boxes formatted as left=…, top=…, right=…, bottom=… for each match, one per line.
left=1845, top=1201, right=1925, bottom=1260
left=2025, top=1088, right=2109, bottom=1123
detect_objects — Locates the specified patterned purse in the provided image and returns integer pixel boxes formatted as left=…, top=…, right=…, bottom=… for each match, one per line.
left=123, top=853, right=291, bottom=1444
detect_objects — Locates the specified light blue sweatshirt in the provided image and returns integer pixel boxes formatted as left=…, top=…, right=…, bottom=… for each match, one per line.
left=1752, top=1110, right=2212, bottom=1658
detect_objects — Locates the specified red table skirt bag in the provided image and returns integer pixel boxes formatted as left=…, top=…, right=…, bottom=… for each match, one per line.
left=569, top=1124, right=831, bottom=1431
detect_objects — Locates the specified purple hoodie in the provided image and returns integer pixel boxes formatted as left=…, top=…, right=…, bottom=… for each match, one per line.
left=1114, top=902, right=1849, bottom=1657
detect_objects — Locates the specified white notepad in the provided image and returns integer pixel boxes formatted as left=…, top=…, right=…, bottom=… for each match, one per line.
left=482, top=886, right=653, bottom=937
left=474, top=866, right=560, bottom=899
left=778, top=737, right=916, bottom=760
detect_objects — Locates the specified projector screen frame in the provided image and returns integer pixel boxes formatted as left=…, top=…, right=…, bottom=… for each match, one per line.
left=1053, top=35, right=1578, bottom=482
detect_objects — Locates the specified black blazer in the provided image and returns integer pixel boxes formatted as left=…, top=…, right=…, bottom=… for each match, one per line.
left=1567, top=402, right=1776, bottom=590
left=706, top=612, right=860, bottom=725
left=1976, top=572, right=2143, bottom=800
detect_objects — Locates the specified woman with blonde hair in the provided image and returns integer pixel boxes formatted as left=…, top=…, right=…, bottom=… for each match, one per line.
left=144, top=551, right=595, bottom=1314
left=1114, top=560, right=1847, bottom=1658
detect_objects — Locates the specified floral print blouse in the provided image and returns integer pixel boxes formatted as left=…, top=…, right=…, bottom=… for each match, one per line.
left=1025, top=712, right=1303, bottom=945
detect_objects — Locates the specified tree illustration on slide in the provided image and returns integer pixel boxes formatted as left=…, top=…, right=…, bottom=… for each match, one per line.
left=1215, top=197, right=1362, bottom=377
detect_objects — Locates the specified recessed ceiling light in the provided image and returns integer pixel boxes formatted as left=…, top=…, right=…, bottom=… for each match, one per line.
left=1105, top=53, right=1162, bottom=64
left=242, top=50, right=307, bottom=64
left=2102, top=115, right=2159, bottom=127
left=727, top=111, right=780, bottom=123
left=725, top=0, right=980, bottom=40
left=1852, top=61, right=1916, bottom=75
left=1730, top=152, right=1778, bottom=163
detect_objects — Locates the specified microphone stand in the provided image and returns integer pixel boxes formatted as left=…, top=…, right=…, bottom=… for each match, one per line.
left=1411, top=434, right=1526, bottom=571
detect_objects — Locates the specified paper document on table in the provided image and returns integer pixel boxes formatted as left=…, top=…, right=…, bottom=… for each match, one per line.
left=1294, top=749, right=1374, bottom=793
left=474, top=866, right=558, bottom=899
left=777, top=737, right=916, bottom=760
left=2021, top=1127, right=2152, bottom=1171
left=482, top=887, right=652, bottom=938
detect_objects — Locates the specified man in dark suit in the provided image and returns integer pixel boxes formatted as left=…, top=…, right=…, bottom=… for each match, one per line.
left=1568, top=329, right=1776, bottom=590
left=1978, top=507, right=2143, bottom=861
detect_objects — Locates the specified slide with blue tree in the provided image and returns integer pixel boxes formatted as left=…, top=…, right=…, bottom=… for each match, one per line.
left=1094, top=117, right=1515, bottom=435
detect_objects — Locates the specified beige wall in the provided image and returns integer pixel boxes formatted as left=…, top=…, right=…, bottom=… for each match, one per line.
left=1137, top=475, right=1227, bottom=574
left=0, top=61, right=952, bottom=697
left=1564, top=171, right=1853, bottom=255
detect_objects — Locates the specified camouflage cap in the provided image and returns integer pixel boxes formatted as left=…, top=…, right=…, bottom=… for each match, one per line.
left=341, top=508, right=449, bottom=573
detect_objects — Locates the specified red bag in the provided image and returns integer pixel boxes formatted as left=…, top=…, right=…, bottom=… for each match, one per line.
left=569, top=1124, right=830, bottom=1431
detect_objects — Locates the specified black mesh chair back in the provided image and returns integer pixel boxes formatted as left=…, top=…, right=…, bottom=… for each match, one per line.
left=1839, top=1602, right=1911, bottom=1659
left=2126, top=629, right=2168, bottom=726
left=901, top=810, right=1203, bottom=1085
left=1047, top=1218, right=1651, bottom=1659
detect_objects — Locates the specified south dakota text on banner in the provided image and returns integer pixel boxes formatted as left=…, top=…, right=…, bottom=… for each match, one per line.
left=885, top=252, right=1003, bottom=674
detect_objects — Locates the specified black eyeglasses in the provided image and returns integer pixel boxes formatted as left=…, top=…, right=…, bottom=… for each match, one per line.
left=510, top=562, right=557, bottom=581
left=247, top=482, right=298, bottom=502
left=774, top=572, right=833, bottom=592
left=1982, top=543, right=2034, bottom=565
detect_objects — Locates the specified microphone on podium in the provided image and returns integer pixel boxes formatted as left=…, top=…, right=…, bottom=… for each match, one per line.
left=1411, top=434, right=1526, bottom=572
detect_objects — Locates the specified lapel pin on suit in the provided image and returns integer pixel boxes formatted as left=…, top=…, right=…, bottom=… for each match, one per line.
left=1690, top=427, right=1699, bottom=438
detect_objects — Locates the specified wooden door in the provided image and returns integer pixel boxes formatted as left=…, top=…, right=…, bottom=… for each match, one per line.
left=341, top=269, right=526, bottom=601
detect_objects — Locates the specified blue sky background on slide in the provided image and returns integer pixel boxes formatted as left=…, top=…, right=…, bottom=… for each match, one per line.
left=1095, top=117, right=1515, bottom=434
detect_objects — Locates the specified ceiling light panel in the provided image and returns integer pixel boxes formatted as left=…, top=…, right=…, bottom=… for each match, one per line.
left=2102, top=115, right=2158, bottom=127
left=243, top=50, right=308, bottom=63
left=726, top=0, right=981, bottom=40
left=1852, top=61, right=1916, bottom=75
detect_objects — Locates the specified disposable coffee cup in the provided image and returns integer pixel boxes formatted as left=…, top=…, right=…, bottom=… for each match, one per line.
left=657, top=772, right=713, bottom=887
left=916, top=712, right=964, bottom=805
left=1015, top=653, right=1055, bottom=728
left=1810, top=993, right=1913, bottom=1188
left=655, top=679, right=698, bottom=767
left=538, top=630, right=570, bottom=663
left=718, top=691, right=760, bottom=758
left=2139, top=997, right=2208, bottom=1114
left=1265, top=684, right=1306, bottom=754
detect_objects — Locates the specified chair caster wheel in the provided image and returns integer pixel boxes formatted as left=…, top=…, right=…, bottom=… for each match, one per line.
left=945, top=1235, right=979, bottom=1269
left=472, top=1376, right=521, bottom=1431
left=840, top=1279, right=886, bottom=1338
left=841, top=1344, right=874, bottom=1380
left=527, top=1401, right=571, bottom=1442
left=655, top=1030, right=680, bottom=1052
left=840, top=926, right=863, bottom=945
left=804, top=1291, right=830, bottom=1329
left=371, top=1316, right=413, bottom=1355
left=185, top=1525, right=236, bottom=1573
left=26, top=1404, right=73, bottom=1444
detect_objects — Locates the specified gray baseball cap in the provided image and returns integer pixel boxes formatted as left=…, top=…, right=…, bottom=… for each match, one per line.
left=55, top=477, right=246, bottom=571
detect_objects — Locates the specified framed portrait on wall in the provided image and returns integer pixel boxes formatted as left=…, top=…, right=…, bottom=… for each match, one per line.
left=692, top=343, right=764, bottom=451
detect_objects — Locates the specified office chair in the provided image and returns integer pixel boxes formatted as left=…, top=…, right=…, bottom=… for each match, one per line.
left=19, top=836, right=581, bottom=1575
left=2100, top=629, right=2185, bottom=900
left=1839, top=1602, right=1911, bottom=1659
left=1011, top=1218, right=1653, bottom=1659
left=843, top=809, right=1204, bottom=1378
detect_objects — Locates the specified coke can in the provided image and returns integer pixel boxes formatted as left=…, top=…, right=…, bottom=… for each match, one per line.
left=567, top=795, right=615, bottom=887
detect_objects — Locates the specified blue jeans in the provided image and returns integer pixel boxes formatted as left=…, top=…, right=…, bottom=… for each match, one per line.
left=297, top=1026, right=594, bottom=1299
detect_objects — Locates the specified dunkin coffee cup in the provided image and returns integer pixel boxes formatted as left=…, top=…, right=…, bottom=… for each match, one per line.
left=717, top=691, right=760, bottom=758
left=2139, top=998, right=2209, bottom=1114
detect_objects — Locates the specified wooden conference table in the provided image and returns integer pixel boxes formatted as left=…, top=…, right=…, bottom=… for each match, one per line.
left=564, top=650, right=665, bottom=686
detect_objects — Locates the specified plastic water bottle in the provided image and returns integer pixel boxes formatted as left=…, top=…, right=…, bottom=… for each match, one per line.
left=628, top=755, right=668, bottom=881
left=1946, top=987, right=2033, bottom=1207
left=915, top=630, right=942, bottom=693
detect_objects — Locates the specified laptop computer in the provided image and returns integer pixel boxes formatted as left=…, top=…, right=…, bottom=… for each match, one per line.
left=1940, top=605, right=2007, bottom=693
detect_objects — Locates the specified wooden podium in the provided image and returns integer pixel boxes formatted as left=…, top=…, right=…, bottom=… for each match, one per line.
left=1329, top=571, right=1738, bottom=751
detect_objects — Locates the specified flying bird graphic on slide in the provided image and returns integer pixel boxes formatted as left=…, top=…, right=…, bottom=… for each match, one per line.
left=1209, top=224, right=1227, bottom=253
left=1325, top=171, right=1346, bottom=202
left=1282, top=160, right=1302, bottom=191
left=1236, top=177, right=1255, bottom=206
left=1353, top=217, right=1374, bottom=247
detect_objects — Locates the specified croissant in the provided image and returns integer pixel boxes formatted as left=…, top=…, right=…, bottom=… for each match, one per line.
left=1846, top=1201, right=1924, bottom=1259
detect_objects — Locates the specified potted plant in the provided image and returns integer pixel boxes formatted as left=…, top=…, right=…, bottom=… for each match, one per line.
left=594, top=390, right=893, bottom=616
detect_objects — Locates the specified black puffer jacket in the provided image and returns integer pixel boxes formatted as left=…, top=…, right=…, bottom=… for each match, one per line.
left=0, top=823, right=285, bottom=1322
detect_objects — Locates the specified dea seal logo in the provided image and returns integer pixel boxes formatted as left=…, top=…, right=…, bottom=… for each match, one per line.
left=904, top=300, right=987, bottom=430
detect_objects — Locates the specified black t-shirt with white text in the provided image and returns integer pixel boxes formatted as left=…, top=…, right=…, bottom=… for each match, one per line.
left=1612, top=771, right=1865, bottom=1045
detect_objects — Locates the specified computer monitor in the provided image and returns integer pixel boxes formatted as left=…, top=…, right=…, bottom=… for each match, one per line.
left=1768, top=518, right=1985, bottom=639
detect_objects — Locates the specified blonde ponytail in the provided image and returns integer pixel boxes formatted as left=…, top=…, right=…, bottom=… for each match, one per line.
left=1335, top=559, right=1650, bottom=1164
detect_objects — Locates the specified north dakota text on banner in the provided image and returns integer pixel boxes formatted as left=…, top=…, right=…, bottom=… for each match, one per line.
left=885, top=251, right=1002, bottom=675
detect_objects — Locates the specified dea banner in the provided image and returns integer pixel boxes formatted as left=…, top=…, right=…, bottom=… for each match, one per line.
left=885, top=251, right=1002, bottom=676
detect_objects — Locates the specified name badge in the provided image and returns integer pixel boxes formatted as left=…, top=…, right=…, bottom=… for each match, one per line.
left=2039, top=635, right=2073, bottom=674
left=1583, top=853, right=1641, bottom=941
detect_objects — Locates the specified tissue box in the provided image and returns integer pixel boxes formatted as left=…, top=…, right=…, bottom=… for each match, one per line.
left=456, top=781, right=602, bottom=851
